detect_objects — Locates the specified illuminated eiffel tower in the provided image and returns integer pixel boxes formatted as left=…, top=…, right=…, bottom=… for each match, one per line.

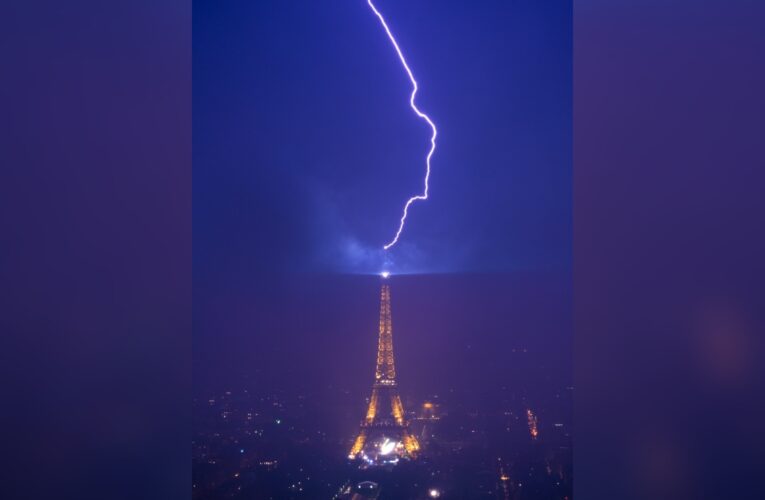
left=348, top=277, right=420, bottom=465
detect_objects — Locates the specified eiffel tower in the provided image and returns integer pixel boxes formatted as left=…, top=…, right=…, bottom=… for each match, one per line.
left=348, top=278, right=420, bottom=465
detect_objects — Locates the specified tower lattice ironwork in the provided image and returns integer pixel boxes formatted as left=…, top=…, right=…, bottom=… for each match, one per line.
left=349, top=281, right=419, bottom=463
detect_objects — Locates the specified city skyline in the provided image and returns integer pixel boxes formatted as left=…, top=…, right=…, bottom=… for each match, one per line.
left=193, top=270, right=572, bottom=499
left=193, top=1, right=572, bottom=498
left=3, top=0, right=760, bottom=498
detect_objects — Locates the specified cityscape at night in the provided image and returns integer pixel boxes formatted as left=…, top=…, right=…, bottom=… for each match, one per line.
left=3, top=0, right=761, bottom=498
left=193, top=376, right=572, bottom=499
left=194, top=0, right=571, bottom=498
left=193, top=273, right=572, bottom=500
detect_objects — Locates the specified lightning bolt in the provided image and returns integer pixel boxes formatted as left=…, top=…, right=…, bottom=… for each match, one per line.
left=366, top=0, right=438, bottom=250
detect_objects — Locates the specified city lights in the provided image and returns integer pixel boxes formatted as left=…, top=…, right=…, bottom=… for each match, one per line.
left=527, top=409, right=539, bottom=440
left=379, top=439, right=396, bottom=456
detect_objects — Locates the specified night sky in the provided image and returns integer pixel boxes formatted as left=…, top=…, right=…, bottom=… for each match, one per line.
left=193, top=0, right=571, bottom=395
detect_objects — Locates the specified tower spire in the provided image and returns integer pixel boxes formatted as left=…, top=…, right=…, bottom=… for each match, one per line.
left=375, top=283, right=396, bottom=382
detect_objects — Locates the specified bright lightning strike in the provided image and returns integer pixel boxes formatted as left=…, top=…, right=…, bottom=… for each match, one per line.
left=366, top=0, right=438, bottom=250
